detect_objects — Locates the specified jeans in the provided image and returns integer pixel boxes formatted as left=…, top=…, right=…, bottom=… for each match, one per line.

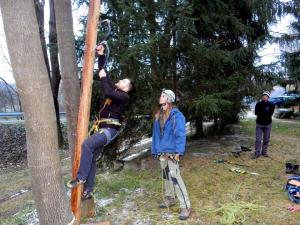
left=77, top=128, right=119, bottom=192
left=255, top=124, right=272, bottom=155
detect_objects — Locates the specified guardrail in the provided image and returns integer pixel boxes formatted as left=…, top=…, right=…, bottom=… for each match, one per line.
left=0, top=112, right=66, bottom=119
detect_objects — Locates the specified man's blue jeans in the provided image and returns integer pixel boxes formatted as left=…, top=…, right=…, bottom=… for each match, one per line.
left=77, top=128, right=119, bottom=192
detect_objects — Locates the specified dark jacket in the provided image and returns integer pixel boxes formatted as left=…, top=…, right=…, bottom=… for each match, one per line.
left=255, top=100, right=275, bottom=125
left=98, top=55, right=129, bottom=129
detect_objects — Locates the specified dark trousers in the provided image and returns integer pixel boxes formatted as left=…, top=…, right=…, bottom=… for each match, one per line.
left=77, top=128, right=119, bottom=192
left=255, top=123, right=272, bottom=155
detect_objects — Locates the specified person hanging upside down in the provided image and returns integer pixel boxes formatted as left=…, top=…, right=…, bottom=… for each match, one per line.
left=67, top=44, right=135, bottom=200
left=151, top=89, right=192, bottom=220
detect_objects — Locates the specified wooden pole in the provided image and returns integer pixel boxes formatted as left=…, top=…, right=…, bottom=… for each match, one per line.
left=71, top=0, right=101, bottom=224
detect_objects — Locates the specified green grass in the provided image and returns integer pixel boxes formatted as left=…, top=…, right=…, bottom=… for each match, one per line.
left=241, top=118, right=300, bottom=137
left=1, top=118, right=300, bottom=224
left=1, top=202, right=36, bottom=225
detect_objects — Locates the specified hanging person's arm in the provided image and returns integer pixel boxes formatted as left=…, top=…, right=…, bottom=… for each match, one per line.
left=97, top=54, right=106, bottom=70
left=96, top=44, right=115, bottom=89
left=96, top=44, right=106, bottom=69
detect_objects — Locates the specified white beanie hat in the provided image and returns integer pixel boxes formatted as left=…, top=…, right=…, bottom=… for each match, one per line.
left=162, top=89, right=176, bottom=103
left=262, top=91, right=270, bottom=98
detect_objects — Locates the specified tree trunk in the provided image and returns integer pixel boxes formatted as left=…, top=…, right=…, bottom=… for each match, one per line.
left=49, top=0, right=64, bottom=148
left=54, top=0, right=80, bottom=165
left=1, top=1, right=73, bottom=224
left=144, top=0, right=159, bottom=81
left=35, top=0, right=64, bottom=148
left=34, top=0, right=51, bottom=75
left=194, top=115, right=205, bottom=138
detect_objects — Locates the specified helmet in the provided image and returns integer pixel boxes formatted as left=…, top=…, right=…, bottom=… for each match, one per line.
left=162, top=89, right=175, bottom=103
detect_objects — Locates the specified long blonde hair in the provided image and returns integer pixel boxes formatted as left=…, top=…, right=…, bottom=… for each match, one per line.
left=155, top=103, right=174, bottom=123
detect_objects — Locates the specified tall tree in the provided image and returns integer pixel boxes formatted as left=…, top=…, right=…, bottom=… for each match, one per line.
left=281, top=0, right=300, bottom=91
left=74, top=0, right=281, bottom=143
left=34, top=0, right=50, bottom=75
left=0, top=1, right=73, bottom=224
left=34, top=0, right=64, bottom=147
left=49, top=0, right=64, bottom=147
left=54, top=0, right=81, bottom=164
left=179, top=0, right=280, bottom=136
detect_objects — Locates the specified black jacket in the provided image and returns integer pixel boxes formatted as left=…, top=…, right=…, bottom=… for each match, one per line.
left=255, top=101, right=275, bottom=125
left=97, top=55, right=130, bottom=129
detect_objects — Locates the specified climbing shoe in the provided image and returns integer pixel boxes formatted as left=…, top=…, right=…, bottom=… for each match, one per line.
left=159, top=196, right=176, bottom=208
left=241, top=146, right=252, bottom=152
left=67, top=178, right=86, bottom=189
left=82, top=191, right=93, bottom=200
left=286, top=163, right=294, bottom=174
left=179, top=208, right=192, bottom=220
left=293, top=165, right=300, bottom=175
left=232, top=151, right=241, bottom=157
left=251, top=153, right=260, bottom=159
left=261, top=152, right=269, bottom=157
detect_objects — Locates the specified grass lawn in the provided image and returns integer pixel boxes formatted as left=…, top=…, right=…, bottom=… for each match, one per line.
left=1, top=118, right=300, bottom=225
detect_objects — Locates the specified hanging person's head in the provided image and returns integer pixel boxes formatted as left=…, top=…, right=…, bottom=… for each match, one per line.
left=115, top=78, right=135, bottom=94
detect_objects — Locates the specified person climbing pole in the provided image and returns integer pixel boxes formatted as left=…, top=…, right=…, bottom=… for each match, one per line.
left=151, top=89, right=192, bottom=220
left=67, top=44, right=135, bottom=200
left=252, top=91, right=275, bottom=159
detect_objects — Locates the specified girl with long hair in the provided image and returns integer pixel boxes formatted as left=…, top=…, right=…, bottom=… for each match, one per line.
left=152, top=89, right=192, bottom=220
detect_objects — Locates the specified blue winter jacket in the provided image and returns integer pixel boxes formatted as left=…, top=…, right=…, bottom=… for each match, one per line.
left=151, top=108, right=186, bottom=156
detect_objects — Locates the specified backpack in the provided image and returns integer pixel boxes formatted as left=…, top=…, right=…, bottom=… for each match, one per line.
left=286, top=176, right=300, bottom=204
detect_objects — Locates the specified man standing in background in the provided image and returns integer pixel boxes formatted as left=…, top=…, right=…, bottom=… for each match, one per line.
left=252, top=92, right=275, bottom=159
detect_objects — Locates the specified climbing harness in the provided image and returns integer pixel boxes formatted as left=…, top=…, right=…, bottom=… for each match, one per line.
left=88, top=118, right=121, bottom=136
left=159, top=153, right=180, bottom=162
left=230, top=167, right=246, bottom=174
left=89, top=97, right=122, bottom=137
left=214, top=159, right=259, bottom=176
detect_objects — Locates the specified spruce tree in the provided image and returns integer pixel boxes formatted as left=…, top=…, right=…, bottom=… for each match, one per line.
left=73, top=0, right=282, bottom=141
